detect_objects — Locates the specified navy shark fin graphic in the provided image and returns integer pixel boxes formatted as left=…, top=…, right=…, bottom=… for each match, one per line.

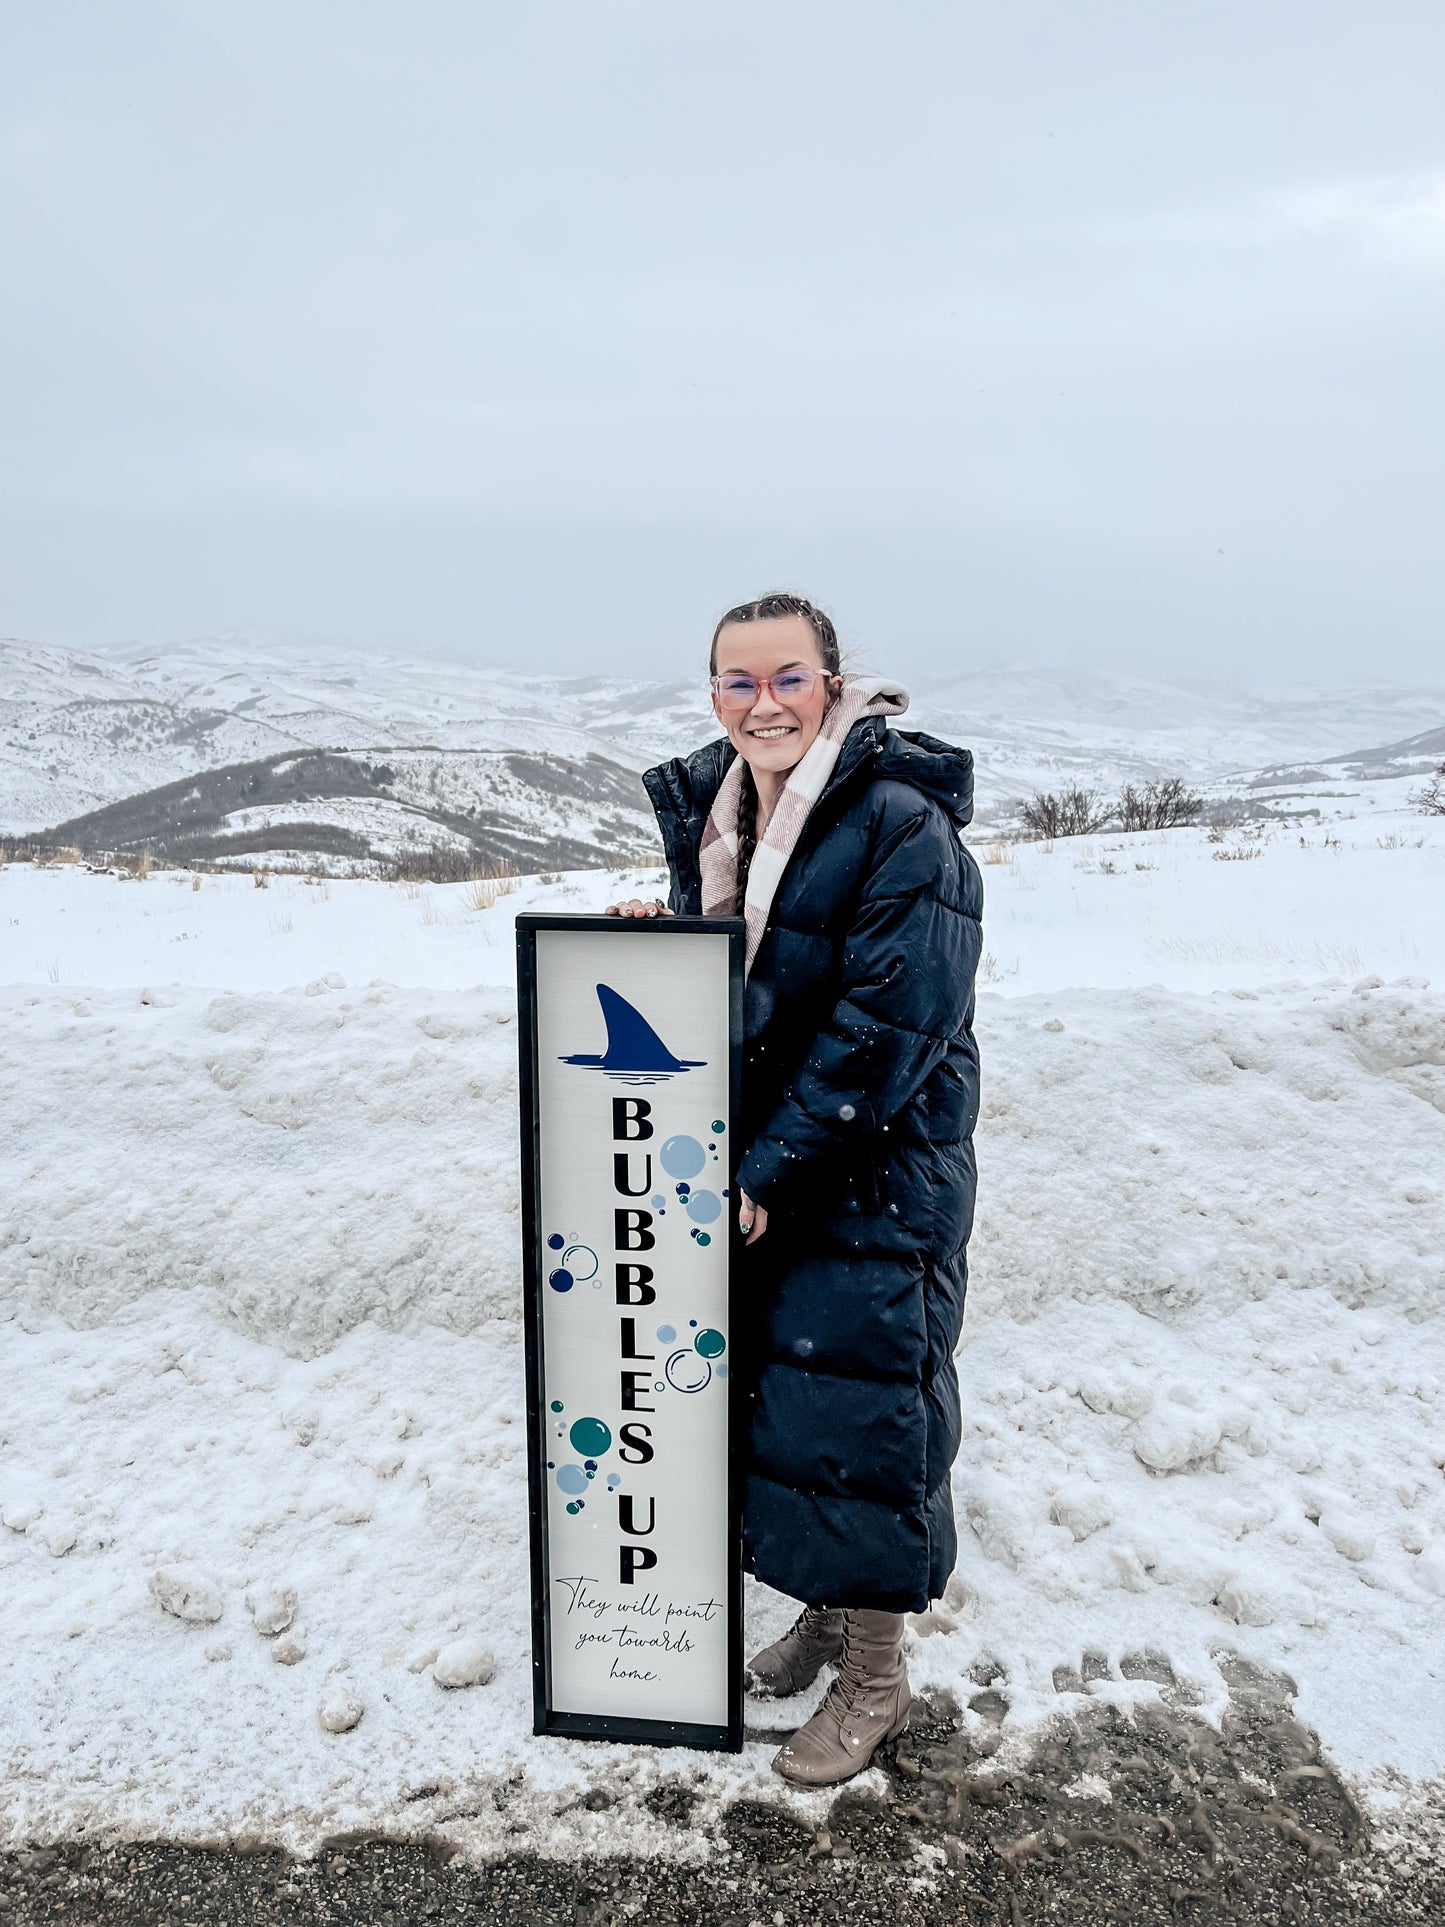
left=560, top=983, right=706, bottom=1078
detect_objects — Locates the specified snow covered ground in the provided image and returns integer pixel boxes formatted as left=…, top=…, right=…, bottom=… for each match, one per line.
left=2, top=780, right=1443, bottom=1857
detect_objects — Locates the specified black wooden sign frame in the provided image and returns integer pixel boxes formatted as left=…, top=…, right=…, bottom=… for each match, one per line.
left=516, top=912, right=746, bottom=1752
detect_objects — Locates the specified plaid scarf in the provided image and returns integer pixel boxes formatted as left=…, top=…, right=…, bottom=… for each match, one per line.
left=698, top=673, right=910, bottom=976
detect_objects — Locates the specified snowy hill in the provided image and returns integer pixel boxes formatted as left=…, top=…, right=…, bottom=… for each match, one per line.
left=0, top=638, right=708, bottom=873
left=4, top=638, right=1444, bottom=864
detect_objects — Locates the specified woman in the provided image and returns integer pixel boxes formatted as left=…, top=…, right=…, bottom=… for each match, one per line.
left=610, top=591, right=982, bottom=1787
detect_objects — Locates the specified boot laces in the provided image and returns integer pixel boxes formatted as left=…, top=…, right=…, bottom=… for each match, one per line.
left=819, top=1617, right=869, bottom=1721
left=787, top=1606, right=835, bottom=1649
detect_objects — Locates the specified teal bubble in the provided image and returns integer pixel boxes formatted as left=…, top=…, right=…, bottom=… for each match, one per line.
left=556, top=1464, right=588, bottom=1495
left=695, top=1328, right=726, bottom=1359
left=660, top=1134, right=706, bottom=1179
left=696, top=1232, right=711, bottom=1247
left=550, top=1400, right=563, bottom=1412
left=686, top=1189, right=721, bottom=1224
left=566, top=1501, right=581, bottom=1514
left=711, top=1120, right=725, bottom=1133
left=569, top=1416, right=611, bottom=1457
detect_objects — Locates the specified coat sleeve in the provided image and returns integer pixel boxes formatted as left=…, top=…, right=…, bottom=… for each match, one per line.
left=734, top=801, right=981, bottom=1208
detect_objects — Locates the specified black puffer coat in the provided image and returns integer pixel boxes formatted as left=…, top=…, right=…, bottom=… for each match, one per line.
left=643, top=716, right=982, bottom=1613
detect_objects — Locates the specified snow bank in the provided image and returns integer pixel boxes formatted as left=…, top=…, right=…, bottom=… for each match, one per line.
left=4, top=977, right=1440, bottom=1351
left=3, top=972, right=1443, bottom=1851
left=0, top=980, right=523, bottom=1353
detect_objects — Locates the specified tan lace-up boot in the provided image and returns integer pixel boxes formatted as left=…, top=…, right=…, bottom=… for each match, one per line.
left=770, top=1609, right=911, bottom=1786
left=745, top=1606, right=845, bottom=1698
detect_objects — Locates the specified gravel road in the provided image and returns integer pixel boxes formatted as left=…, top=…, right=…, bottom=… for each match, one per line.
left=4, top=1663, right=1441, bottom=1925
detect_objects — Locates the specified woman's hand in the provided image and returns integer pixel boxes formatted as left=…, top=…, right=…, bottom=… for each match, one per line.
left=604, top=899, right=674, bottom=918
left=738, top=1191, right=768, bottom=1245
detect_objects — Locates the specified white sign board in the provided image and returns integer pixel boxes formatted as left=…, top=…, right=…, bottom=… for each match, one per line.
left=517, top=915, right=743, bottom=1749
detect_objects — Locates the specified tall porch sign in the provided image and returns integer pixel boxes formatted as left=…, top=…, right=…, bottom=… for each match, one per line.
left=516, top=914, right=744, bottom=1750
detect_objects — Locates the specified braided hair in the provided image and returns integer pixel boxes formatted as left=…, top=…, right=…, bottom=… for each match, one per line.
left=710, top=592, right=844, bottom=904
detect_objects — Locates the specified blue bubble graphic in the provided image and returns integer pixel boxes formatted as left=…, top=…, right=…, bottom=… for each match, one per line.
left=651, top=1194, right=665, bottom=1209
left=547, top=1233, right=565, bottom=1250
left=686, top=1189, right=721, bottom=1224
left=548, top=1268, right=574, bottom=1293
left=569, top=1416, right=612, bottom=1457
left=556, top=1465, right=588, bottom=1495
left=660, top=1135, right=706, bottom=1179
left=656, top=1324, right=676, bottom=1343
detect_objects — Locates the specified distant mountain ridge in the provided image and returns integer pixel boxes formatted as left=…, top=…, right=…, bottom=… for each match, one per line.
left=2, top=636, right=1443, bottom=871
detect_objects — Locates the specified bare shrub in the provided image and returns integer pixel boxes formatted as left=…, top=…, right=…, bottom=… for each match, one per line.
left=1019, top=787, right=1111, bottom=839
left=252, top=866, right=270, bottom=890
left=1118, top=778, right=1204, bottom=832
left=1411, top=761, right=1445, bottom=816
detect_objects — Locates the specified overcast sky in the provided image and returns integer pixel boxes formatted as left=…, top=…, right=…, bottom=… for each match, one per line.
left=2, top=2, right=1442, bottom=687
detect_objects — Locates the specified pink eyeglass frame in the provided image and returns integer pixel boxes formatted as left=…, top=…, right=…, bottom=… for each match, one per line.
left=709, top=668, right=838, bottom=711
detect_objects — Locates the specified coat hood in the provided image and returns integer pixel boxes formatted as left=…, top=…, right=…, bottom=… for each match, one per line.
left=643, top=714, right=975, bottom=851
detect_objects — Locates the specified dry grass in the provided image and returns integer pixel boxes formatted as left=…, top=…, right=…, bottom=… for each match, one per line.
left=975, top=839, right=1016, bottom=867
left=252, top=866, right=270, bottom=890
left=466, top=876, right=519, bottom=912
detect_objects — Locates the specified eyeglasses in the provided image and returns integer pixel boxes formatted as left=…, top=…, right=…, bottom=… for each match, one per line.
left=710, top=667, right=831, bottom=711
